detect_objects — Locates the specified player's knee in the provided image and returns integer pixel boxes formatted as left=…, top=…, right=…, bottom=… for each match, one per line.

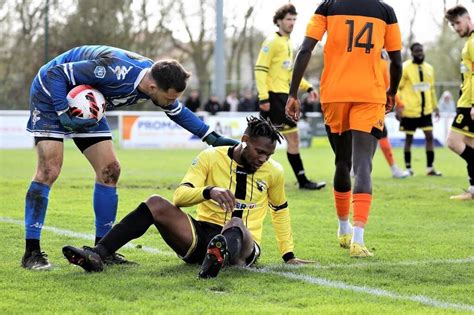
left=35, top=164, right=61, bottom=185
left=425, top=133, right=434, bottom=142
left=446, top=136, right=459, bottom=152
left=100, top=161, right=121, bottom=185
left=145, top=195, right=172, bottom=221
left=226, top=217, right=245, bottom=229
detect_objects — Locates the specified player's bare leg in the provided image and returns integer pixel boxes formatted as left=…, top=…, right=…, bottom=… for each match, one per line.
left=447, top=131, right=474, bottom=200
left=327, top=131, right=353, bottom=248
left=22, top=140, right=63, bottom=270
left=63, top=195, right=194, bottom=272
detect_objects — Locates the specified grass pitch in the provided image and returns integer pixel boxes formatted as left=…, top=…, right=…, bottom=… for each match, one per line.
left=0, top=140, right=473, bottom=314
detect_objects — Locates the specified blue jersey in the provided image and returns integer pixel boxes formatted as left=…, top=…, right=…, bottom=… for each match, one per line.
left=32, top=45, right=153, bottom=112
left=28, top=45, right=210, bottom=139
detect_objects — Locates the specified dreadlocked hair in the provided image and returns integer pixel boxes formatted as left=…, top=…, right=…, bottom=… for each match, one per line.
left=245, top=115, right=283, bottom=144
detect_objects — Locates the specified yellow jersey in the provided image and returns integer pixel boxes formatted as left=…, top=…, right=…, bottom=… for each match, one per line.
left=173, top=146, right=294, bottom=257
left=398, top=60, right=438, bottom=118
left=255, top=32, right=312, bottom=102
left=458, top=32, right=474, bottom=108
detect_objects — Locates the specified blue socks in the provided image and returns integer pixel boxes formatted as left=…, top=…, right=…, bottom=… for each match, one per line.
left=25, top=181, right=50, bottom=240
left=93, top=183, right=118, bottom=238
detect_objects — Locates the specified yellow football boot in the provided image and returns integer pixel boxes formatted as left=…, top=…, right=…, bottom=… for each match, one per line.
left=338, top=233, right=352, bottom=249
left=350, top=242, right=373, bottom=258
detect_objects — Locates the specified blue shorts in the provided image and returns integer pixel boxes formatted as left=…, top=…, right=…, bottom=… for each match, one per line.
left=26, top=89, right=111, bottom=139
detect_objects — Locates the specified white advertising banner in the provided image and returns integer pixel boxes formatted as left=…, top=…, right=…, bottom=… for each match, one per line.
left=384, top=113, right=455, bottom=147
left=206, top=115, right=287, bottom=149
left=0, top=114, right=33, bottom=149
left=120, top=114, right=206, bottom=149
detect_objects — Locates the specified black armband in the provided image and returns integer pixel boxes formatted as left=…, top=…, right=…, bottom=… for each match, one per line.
left=203, top=186, right=215, bottom=200
left=282, top=252, right=295, bottom=262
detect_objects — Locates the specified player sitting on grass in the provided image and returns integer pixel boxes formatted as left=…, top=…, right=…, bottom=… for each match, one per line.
left=63, top=116, right=313, bottom=278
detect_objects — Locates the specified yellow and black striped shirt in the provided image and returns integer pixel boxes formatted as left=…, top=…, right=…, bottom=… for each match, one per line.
left=458, top=32, right=474, bottom=108
left=173, top=146, right=294, bottom=257
left=255, top=32, right=312, bottom=102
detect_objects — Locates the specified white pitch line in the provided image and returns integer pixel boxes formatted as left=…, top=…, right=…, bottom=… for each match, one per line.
left=250, top=268, right=474, bottom=312
left=0, top=217, right=173, bottom=256
left=263, top=256, right=474, bottom=271
left=2, top=217, right=473, bottom=312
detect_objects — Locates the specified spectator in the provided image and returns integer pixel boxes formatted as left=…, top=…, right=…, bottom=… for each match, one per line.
left=437, top=90, right=456, bottom=113
left=184, top=90, right=201, bottom=112
left=238, top=91, right=258, bottom=112
left=223, top=91, right=239, bottom=112
left=204, top=95, right=222, bottom=115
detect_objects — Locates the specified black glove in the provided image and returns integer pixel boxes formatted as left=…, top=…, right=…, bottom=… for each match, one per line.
left=58, top=112, right=98, bottom=132
left=203, top=131, right=239, bottom=147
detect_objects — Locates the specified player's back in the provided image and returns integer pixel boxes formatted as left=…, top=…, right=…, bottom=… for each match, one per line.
left=306, top=0, right=401, bottom=104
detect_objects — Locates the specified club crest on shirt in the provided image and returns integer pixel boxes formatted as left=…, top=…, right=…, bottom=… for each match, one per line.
left=262, top=46, right=269, bottom=53
left=282, top=60, right=292, bottom=69
left=256, top=179, right=267, bottom=192
left=94, top=66, right=106, bottom=78
left=191, top=157, right=199, bottom=166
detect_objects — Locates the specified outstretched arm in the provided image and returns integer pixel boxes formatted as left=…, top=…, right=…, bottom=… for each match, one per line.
left=386, top=50, right=402, bottom=113
left=286, top=37, right=319, bottom=122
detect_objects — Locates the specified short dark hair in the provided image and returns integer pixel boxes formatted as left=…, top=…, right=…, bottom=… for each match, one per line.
left=273, top=4, right=297, bottom=26
left=150, top=60, right=191, bottom=92
left=445, top=5, right=469, bottom=22
left=245, top=116, right=283, bottom=144
left=410, top=42, right=423, bottom=52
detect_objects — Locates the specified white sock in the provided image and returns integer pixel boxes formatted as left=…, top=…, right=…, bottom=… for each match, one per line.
left=338, top=219, right=351, bottom=235
left=390, top=164, right=398, bottom=172
left=352, top=227, right=365, bottom=245
left=469, top=186, right=474, bottom=194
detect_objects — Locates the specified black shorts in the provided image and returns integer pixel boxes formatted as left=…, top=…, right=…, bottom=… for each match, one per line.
left=380, top=125, right=388, bottom=138
left=182, top=216, right=260, bottom=266
left=451, top=107, right=474, bottom=137
left=399, top=114, right=433, bottom=134
left=260, top=92, right=297, bottom=133
left=34, top=136, right=112, bottom=153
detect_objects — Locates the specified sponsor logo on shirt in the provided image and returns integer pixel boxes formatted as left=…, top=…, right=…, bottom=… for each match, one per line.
left=234, top=201, right=256, bottom=210
left=108, top=65, right=133, bottom=80
left=94, top=66, right=106, bottom=78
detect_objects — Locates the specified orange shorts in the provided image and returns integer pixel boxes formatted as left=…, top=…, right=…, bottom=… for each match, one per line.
left=321, top=102, right=385, bottom=137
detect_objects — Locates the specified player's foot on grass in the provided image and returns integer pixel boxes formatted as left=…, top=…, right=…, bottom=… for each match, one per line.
left=299, top=180, right=326, bottom=190
left=392, top=166, right=410, bottom=178
left=450, top=191, right=473, bottom=201
left=406, top=168, right=414, bottom=176
left=62, top=245, right=104, bottom=272
left=103, top=252, right=137, bottom=266
left=21, top=250, right=51, bottom=270
left=198, top=234, right=228, bottom=279
left=350, top=242, right=373, bottom=258
left=426, top=168, right=442, bottom=176
left=338, top=233, right=352, bottom=249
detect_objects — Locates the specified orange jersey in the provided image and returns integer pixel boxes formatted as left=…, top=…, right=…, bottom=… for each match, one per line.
left=305, top=0, right=402, bottom=104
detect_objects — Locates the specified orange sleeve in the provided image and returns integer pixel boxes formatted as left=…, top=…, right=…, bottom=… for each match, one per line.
left=385, top=23, right=402, bottom=52
left=306, top=14, right=327, bottom=41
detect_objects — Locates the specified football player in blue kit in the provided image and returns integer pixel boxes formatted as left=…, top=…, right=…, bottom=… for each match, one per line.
left=23, top=45, right=237, bottom=270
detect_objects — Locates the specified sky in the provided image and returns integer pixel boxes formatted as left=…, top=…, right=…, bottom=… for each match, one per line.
left=244, top=0, right=474, bottom=46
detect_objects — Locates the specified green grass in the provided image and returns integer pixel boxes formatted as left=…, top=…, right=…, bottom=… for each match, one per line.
left=0, top=141, right=473, bottom=314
